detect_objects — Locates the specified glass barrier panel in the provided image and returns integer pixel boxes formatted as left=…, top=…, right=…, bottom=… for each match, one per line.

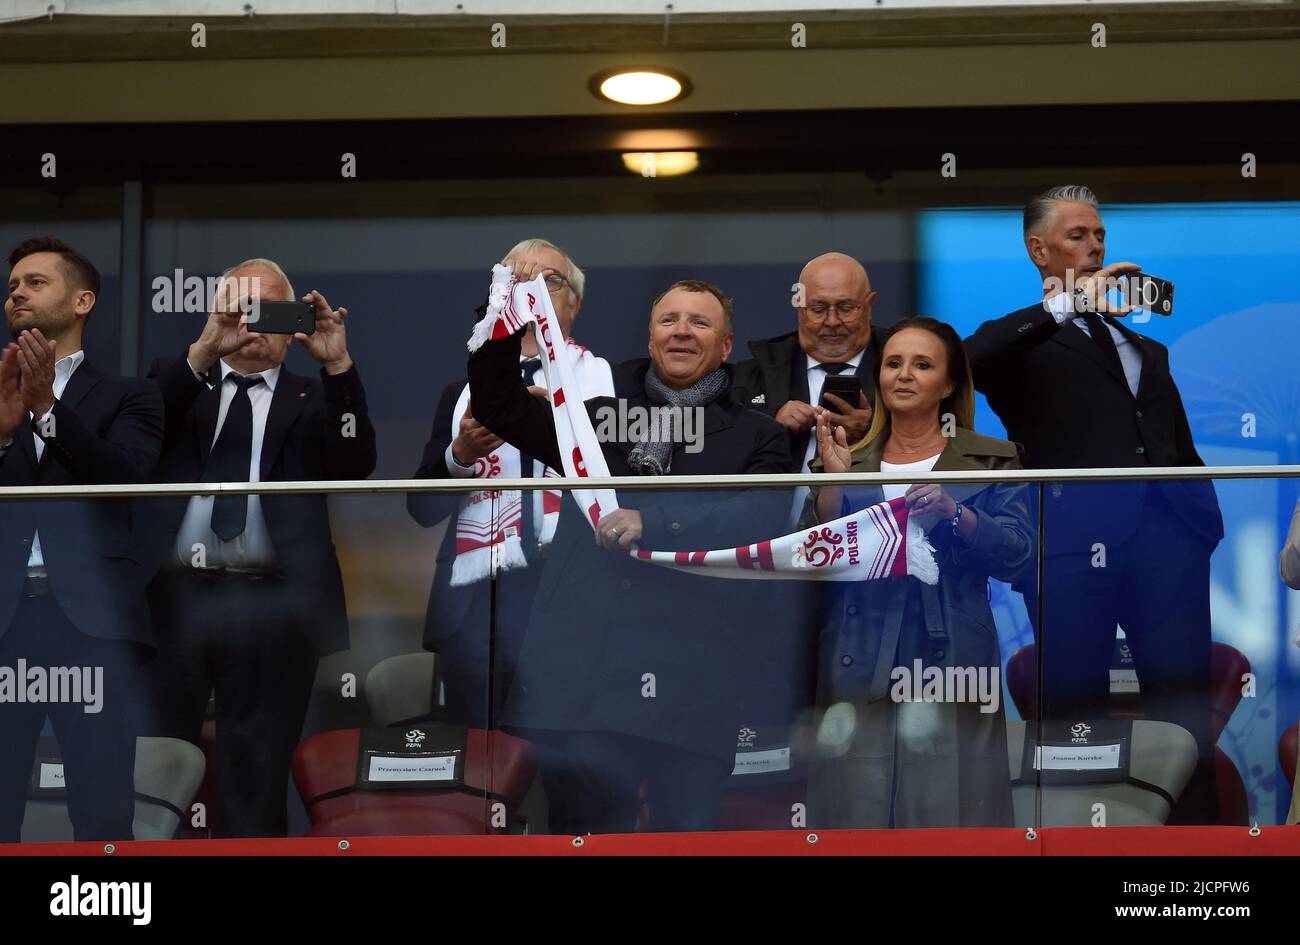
left=1038, top=474, right=1300, bottom=828
left=475, top=476, right=1038, bottom=835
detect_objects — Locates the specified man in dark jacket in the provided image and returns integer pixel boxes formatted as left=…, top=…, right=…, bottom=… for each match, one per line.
left=140, top=258, right=375, bottom=837
left=0, top=236, right=164, bottom=841
left=729, top=252, right=888, bottom=767
left=964, top=185, right=1223, bottom=823
left=468, top=275, right=789, bottom=834
left=731, top=252, right=885, bottom=481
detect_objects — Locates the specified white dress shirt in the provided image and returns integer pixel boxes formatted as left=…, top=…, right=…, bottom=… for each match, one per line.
left=1045, top=292, right=1143, bottom=397
left=790, top=349, right=866, bottom=528
left=3, top=350, right=87, bottom=569
left=173, top=359, right=281, bottom=572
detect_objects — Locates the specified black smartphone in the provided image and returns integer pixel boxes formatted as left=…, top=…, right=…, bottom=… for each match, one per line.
left=1124, top=272, right=1175, bottom=317
left=820, top=373, right=864, bottom=410
left=247, top=300, right=315, bottom=335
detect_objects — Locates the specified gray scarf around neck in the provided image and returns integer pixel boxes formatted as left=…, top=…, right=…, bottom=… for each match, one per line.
left=627, top=365, right=728, bottom=476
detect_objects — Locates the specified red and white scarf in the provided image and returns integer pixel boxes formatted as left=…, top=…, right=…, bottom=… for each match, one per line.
left=450, top=338, right=613, bottom=586
left=467, top=265, right=938, bottom=585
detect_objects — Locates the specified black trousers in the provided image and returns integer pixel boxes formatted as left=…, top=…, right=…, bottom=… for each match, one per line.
left=438, top=566, right=542, bottom=730
left=1038, top=486, right=1218, bottom=823
left=0, top=588, right=140, bottom=842
left=536, top=731, right=732, bottom=835
left=142, top=570, right=318, bottom=838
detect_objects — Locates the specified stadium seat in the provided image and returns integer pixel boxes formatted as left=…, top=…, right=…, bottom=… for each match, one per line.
left=21, top=735, right=206, bottom=842
left=291, top=727, right=536, bottom=836
left=1005, top=641, right=1251, bottom=825
left=365, top=652, right=440, bottom=727
left=1005, top=719, right=1198, bottom=827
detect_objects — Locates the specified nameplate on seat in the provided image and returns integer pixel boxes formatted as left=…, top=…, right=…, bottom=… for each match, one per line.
left=1034, top=743, right=1121, bottom=771
left=356, top=725, right=468, bottom=791
left=365, top=754, right=459, bottom=784
left=1019, top=720, right=1132, bottom=785
left=38, top=762, right=65, bottom=791
left=732, top=747, right=791, bottom=776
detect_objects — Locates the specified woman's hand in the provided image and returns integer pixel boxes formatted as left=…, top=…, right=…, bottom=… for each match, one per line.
left=904, top=483, right=957, bottom=521
left=815, top=408, right=854, bottom=474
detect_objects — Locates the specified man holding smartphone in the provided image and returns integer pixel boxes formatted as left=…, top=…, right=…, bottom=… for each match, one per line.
left=733, top=252, right=884, bottom=486
left=139, top=258, right=375, bottom=837
left=730, top=252, right=887, bottom=785
left=965, top=185, right=1223, bottom=823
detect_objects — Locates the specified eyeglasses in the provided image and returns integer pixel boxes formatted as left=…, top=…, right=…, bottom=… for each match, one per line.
left=543, top=273, right=570, bottom=295
left=803, top=302, right=864, bottom=323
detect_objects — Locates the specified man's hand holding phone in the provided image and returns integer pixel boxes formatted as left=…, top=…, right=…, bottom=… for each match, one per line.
left=294, top=290, right=352, bottom=375
left=187, top=285, right=259, bottom=375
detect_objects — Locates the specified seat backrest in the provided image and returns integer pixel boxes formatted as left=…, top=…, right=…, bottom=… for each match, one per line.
left=365, top=652, right=439, bottom=728
left=1005, top=719, right=1197, bottom=827
left=291, top=728, right=537, bottom=833
left=20, top=736, right=206, bottom=843
left=1005, top=641, right=1251, bottom=740
left=132, top=737, right=207, bottom=841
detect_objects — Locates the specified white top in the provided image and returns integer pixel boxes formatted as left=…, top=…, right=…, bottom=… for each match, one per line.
left=879, top=452, right=943, bottom=501
left=27, top=350, right=86, bottom=568
left=880, top=452, right=943, bottom=548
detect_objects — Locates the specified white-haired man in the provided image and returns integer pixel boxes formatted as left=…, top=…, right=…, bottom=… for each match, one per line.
left=408, top=239, right=613, bottom=736
left=140, top=258, right=376, bottom=837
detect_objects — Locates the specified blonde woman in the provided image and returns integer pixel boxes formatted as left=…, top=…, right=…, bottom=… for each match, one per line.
left=808, top=316, right=1034, bottom=828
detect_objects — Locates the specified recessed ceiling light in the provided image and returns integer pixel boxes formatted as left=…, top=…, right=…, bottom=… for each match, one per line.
left=592, top=68, right=691, bottom=106
left=621, top=151, right=699, bottom=177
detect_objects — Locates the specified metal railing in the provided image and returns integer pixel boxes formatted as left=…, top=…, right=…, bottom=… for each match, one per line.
left=0, top=464, right=1297, bottom=499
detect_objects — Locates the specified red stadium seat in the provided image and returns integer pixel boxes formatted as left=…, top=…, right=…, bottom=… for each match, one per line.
left=1004, top=640, right=1252, bottom=825
left=1281, top=722, right=1298, bottom=789
left=1005, top=641, right=1250, bottom=738
left=291, top=728, right=536, bottom=837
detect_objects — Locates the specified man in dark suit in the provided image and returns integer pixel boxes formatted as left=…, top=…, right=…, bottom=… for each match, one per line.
left=0, top=236, right=164, bottom=841
left=730, top=251, right=888, bottom=753
left=733, top=252, right=884, bottom=483
left=141, top=257, right=375, bottom=837
left=408, top=239, right=611, bottom=731
left=965, top=185, right=1223, bottom=822
left=469, top=274, right=789, bottom=833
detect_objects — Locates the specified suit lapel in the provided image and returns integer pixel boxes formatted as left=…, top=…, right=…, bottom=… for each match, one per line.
left=195, top=364, right=222, bottom=467
left=260, top=369, right=311, bottom=479
left=932, top=439, right=994, bottom=506
left=57, top=358, right=102, bottom=413
left=33, top=358, right=102, bottom=477
left=1051, top=318, right=1131, bottom=390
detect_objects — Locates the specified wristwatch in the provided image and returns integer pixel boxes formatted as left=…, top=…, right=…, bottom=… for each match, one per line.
left=1072, top=285, right=1092, bottom=313
left=950, top=503, right=965, bottom=534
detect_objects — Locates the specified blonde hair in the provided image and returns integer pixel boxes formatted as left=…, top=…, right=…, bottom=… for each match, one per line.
left=856, top=316, right=976, bottom=452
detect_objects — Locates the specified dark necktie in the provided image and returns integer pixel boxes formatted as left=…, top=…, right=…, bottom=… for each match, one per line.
left=1080, top=313, right=1126, bottom=381
left=520, top=358, right=543, bottom=383
left=817, top=362, right=851, bottom=376
left=204, top=373, right=264, bottom=541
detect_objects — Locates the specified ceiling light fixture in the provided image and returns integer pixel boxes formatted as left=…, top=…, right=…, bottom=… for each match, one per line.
left=591, top=67, right=691, bottom=106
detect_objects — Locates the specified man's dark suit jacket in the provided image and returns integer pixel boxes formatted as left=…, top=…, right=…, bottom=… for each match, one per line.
left=964, top=303, right=1223, bottom=554
left=406, top=379, right=549, bottom=651
left=142, top=354, right=377, bottom=655
left=468, top=330, right=791, bottom=762
left=730, top=327, right=889, bottom=471
left=0, top=359, right=164, bottom=647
